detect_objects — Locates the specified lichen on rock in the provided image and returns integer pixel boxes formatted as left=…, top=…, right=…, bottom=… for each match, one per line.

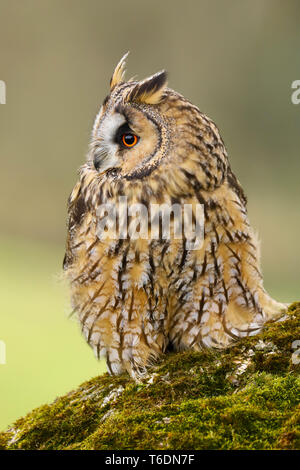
left=1, top=302, right=300, bottom=450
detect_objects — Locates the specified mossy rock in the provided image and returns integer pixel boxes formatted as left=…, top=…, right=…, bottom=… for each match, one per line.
left=1, top=302, right=300, bottom=450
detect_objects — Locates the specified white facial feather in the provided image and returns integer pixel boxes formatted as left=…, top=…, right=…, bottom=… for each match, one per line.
left=94, top=113, right=126, bottom=172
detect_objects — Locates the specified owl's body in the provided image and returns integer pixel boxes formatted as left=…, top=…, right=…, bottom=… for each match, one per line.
left=64, top=55, right=286, bottom=379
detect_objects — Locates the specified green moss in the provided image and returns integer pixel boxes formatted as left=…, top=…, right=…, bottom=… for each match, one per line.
left=1, top=302, right=300, bottom=450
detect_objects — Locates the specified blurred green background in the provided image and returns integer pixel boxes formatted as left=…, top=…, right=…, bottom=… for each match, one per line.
left=0, top=0, right=299, bottom=431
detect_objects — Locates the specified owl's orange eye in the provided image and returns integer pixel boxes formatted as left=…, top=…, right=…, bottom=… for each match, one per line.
left=121, top=133, right=138, bottom=148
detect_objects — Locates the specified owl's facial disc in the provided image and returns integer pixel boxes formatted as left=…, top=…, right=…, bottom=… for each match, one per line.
left=92, top=106, right=160, bottom=177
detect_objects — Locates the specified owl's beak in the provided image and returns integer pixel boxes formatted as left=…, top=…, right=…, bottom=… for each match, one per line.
left=93, top=155, right=102, bottom=172
left=93, top=151, right=119, bottom=174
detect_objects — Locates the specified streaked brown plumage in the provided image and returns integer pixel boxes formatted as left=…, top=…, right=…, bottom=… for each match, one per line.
left=63, top=54, right=287, bottom=379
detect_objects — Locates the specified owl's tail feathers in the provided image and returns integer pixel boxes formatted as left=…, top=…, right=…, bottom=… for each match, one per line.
left=224, top=295, right=288, bottom=340
left=201, top=296, right=289, bottom=350
left=258, top=289, right=289, bottom=323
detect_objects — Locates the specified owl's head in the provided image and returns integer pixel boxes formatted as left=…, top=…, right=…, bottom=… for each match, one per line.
left=89, top=53, right=175, bottom=180
left=87, top=53, right=228, bottom=191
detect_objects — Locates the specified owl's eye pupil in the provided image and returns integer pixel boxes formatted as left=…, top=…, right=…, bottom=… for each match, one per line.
left=121, top=133, right=138, bottom=148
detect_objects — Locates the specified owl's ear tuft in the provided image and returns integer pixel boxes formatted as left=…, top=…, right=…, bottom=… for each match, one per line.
left=110, top=52, right=129, bottom=90
left=127, top=70, right=168, bottom=105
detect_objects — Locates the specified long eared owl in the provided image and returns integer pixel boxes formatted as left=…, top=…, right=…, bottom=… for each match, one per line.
left=64, top=53, right=287, bottom=379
